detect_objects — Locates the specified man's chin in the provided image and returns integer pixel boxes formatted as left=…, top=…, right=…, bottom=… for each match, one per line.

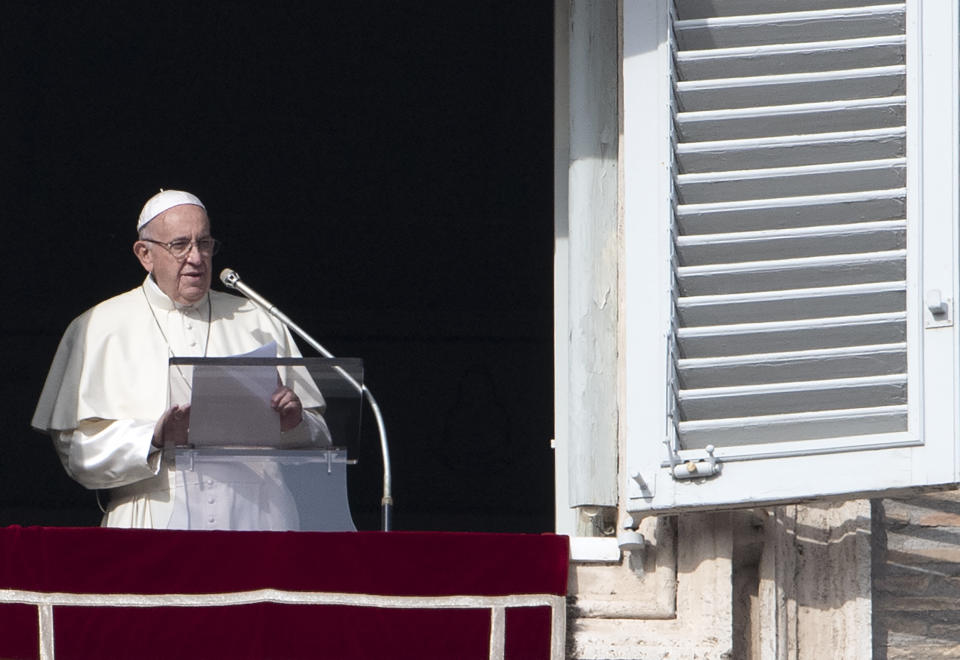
left=178, top=285, right=210, bottom=306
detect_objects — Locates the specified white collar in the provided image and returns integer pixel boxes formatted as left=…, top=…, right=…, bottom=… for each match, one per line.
left=142, top=274, right=209, bottom=312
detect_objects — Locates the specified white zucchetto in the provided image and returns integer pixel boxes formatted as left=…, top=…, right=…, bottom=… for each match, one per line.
left=137, top=190, right=206, bottom=231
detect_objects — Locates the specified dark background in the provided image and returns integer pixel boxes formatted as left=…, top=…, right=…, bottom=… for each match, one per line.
left=2, top=1, right=555, bottom=532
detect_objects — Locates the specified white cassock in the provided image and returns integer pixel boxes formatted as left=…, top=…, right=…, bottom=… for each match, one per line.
left=31, top=275, right=331, bottom=530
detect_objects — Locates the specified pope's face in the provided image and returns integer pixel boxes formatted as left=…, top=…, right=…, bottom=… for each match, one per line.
left=134, top=204, right=213, bottom=306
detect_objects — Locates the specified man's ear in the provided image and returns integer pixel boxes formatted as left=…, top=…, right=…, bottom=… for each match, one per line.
left=133, top=240, right=154, bottom=273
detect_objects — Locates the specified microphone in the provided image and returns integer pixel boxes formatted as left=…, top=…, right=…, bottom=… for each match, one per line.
left=220, top=268, right=291, bottom=335
left=219, top=267, right=394, bottom=531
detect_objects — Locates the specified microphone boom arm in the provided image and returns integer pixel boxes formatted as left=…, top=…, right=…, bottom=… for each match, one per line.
left=220, top=268, right=393, bottom=531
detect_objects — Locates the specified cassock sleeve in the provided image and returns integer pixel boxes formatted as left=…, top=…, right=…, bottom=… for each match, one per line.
left=275, top=409, right=333, bottom=448
left=51, top=419, right=162, bottom=489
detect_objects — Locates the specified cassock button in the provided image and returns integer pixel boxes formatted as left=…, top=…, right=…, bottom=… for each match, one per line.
left=207, top=516, right=216, bottom=524
left=208, top=496, right=215, bottom=504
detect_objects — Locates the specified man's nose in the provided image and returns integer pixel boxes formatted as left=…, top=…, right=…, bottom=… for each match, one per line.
left=184, top=241, right=205, bottom=263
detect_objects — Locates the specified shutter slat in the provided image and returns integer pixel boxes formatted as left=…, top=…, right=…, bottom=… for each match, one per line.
left=677, top=66, right=905, bottom=111
left=680, top=144, right=905, bottom=174
left=678, top=1, right=897, bottom=21
left=677, top=313, right=905, bottom=358
left=678, top=190, right=905, bottom=235
left=678, top=128, right=905, bottom=172
left=680, top=346, right=907, bottom=389
left=678, top=281, right=906, bottom=325
left=676, top=7, right=905, bottom=50
left=677, top=158, right=905, bottom=204
left=678, top=250, right=905, bottom=296
left=677, top=36, right=905, bottom=80
left=678, top=344, right=907, bottom=388
left=678, top=98, right=906, bottom=142
left=679, top=374, right=906, bottom=420
left=677, top=406, right=907, bottom=449
left=676, top=220, right=906, bottom=264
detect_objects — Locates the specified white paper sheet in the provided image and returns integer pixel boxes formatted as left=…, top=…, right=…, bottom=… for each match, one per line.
left=187, top=342, right=281, bottom=447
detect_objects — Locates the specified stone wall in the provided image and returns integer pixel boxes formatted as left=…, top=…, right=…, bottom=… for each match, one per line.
left=566, top=502, right=874, bottom=659
left=873, top=491, right=960, bottom=658
left=567, top=513, right=734, bottom=659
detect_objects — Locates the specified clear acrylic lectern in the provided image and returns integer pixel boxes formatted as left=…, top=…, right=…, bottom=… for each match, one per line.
left=165, top=355, right=362, bottom=532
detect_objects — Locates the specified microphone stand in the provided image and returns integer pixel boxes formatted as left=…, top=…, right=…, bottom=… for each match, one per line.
left=221, top=269, right=393, bottom=531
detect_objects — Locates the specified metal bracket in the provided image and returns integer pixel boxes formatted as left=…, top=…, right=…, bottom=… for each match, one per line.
left=926, top=290, right=953, bottom=328
left=618, top=515, right=645, bottom=574
left=628, top=468, right=655, bottom=500
left=665, top=442, right=722, bottom=481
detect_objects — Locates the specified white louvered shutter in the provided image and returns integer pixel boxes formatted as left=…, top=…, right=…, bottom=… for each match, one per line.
left=623, top=0, right=959, bottom=516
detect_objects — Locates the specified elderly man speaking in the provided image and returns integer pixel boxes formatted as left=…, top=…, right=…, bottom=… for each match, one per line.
left=31, top=190, right=330, bottom=529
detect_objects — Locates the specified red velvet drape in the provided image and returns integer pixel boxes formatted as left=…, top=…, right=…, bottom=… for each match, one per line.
left=0, top=526, right=568, bottom=659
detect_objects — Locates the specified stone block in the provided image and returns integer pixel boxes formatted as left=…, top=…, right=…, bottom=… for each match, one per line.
left=873, top=574, right=932, bottom=595
left=874, top=613, right=929, bottom=636
left=880, top=595, right=960, bottom=612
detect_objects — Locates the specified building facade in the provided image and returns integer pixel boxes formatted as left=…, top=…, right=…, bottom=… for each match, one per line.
left=555, top=2, right=960, bottom=657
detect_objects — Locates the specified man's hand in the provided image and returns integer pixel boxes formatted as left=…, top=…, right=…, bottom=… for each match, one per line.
left=272, top=385, right=303, bottom=432
left=152, top=404, right=191, bottom=447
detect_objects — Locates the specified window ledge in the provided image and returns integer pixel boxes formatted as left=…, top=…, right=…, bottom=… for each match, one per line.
left=569, top=537, right=621, bottom=563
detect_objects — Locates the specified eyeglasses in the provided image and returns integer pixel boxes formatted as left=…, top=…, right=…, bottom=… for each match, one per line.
left=141, top=237, right=221, bottom=260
